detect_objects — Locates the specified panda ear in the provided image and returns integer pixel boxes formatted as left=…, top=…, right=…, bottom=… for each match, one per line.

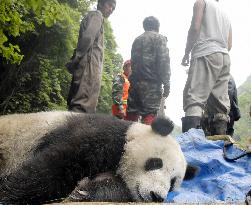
left=151, top=117, right=174, bottom=136
left=184, top=164, right=200, bottom=180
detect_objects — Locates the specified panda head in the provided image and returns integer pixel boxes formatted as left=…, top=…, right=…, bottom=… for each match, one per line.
left=117, top=117, right=197, bottom=202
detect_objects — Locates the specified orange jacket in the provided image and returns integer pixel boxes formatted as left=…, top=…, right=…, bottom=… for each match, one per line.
left=112, top=73, right=130, bottom=117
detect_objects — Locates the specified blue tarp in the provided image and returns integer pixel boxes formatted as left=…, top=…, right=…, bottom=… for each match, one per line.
left=166, top=129, right=251, bottom=203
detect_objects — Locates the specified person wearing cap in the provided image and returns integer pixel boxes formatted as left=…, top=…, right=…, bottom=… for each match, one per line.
left=67, top=0, right=116, bottom=113
left=111, top=60, right=132, bottom=119
left=126, top=16, right=171, bottom=125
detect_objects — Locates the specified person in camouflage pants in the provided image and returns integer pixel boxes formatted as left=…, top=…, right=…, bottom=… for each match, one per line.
left=126, top=16, right=171, bottom=125
left=66, top=0, right=116, bottom=113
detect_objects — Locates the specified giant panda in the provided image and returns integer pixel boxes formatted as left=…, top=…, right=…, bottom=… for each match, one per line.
left=0, top=111, right=197, bottom=204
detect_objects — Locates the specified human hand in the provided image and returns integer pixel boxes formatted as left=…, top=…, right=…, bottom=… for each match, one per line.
left=163, top=84, right=170, bottom=98
left=181, top=54, right=190, bottom=66
left=65, top=56, right=80, bottom=74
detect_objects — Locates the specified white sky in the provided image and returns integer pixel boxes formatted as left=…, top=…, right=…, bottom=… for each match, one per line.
left=109, top=0, right=251, bottom=126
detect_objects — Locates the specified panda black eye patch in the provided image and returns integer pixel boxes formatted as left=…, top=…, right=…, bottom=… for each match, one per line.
left=144, top=158, right=163, bottom=171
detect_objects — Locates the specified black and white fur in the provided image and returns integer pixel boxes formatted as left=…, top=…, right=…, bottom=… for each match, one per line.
left=64, top=172, right=133, bottom=202
left=0, top=111, right=197, bottom=204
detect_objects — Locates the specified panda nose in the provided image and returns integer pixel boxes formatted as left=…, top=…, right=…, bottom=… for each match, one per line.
left=150, top=191, right=164, bottom=202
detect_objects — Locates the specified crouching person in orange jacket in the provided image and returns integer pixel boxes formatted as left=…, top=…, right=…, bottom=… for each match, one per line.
left=112, top=60, right=131, bottom=119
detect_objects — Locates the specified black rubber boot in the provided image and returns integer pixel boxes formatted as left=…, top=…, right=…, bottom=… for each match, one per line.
left=208, top=113, right=228, bottom=135
left=210, top=120, right=228, bottom=135
left=181, top=116, right=201, bottom=133
left=226, top=127, right=234, bottom=137
left=226, top=118, right=235, bottom=136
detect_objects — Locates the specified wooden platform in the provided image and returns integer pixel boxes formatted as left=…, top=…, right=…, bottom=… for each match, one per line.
left=48, top=202, right=245, bottom=205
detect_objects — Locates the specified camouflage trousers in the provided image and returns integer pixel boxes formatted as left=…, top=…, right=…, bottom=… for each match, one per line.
left=67, top=56, right=102, bottom=113
left=126, top=81, right=162, bottom=116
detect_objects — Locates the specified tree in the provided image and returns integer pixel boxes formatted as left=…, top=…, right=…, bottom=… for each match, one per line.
left=0, top=0, right=94, bottom=114
left=0, top=0, right=123, bottom=115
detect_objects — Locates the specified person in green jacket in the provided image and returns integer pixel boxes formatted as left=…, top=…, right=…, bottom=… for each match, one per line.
left=126, top=16, right=171, bottom=125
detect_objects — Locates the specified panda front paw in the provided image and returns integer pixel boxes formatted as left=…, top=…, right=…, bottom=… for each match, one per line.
left=64, top=177, right=91, bottom=202
left=65, top=172, right=132, bottom=202
left=66, top=189, right=91, bottom=202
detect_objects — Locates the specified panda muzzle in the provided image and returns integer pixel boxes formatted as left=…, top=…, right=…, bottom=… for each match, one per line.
left=150, top=191, right=164, bottom=202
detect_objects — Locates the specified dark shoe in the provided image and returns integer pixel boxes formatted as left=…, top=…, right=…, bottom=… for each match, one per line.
left=68, top=105, right=86, bottom=113
left=201, top=115, right=211, bottom=136
left=181, top=116, right=201, bottom=133
left=209, top=113, right=228, bottom=135
left=226, top=127, right=234, bottom=136
left=210, top=120, right=227, bottom=135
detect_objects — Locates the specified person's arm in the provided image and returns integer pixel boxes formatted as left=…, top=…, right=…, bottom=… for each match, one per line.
left=228, top=26, right=232, bottom=51
left=157, top=36, right=171, bottom=98
left=112, top=74, right=124, bottom=110
left=76, top=11, right=103, bottom=59
left=181, top=0, right=205, bottom=66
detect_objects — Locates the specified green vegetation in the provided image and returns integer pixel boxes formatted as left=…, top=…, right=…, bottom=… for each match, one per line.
left=234, top=75, right=251, bottom=145
left=0, top=0, right=122, bottom=115
left=172, top=125, right=182, bottom=137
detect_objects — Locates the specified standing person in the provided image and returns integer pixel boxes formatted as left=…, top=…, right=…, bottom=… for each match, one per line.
left=126, top=16, right=171, bottom=125
left=181, top=0, right=232, bottom=134
left=111, top=60, right=132, bottom=119
left=226, top=75, right=241, bottom=136
left=202, top=75, right=241, bottom=136
left=66, top=0, right=116, bottom=113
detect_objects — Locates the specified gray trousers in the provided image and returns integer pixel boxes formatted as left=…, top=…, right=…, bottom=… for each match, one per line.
left=183, top=52, right=231, bottom=117
left=67, top=56, right=102, bottom=113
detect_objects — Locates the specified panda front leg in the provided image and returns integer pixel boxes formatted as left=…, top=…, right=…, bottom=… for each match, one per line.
left=65, top=172, right=133, bottom=202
